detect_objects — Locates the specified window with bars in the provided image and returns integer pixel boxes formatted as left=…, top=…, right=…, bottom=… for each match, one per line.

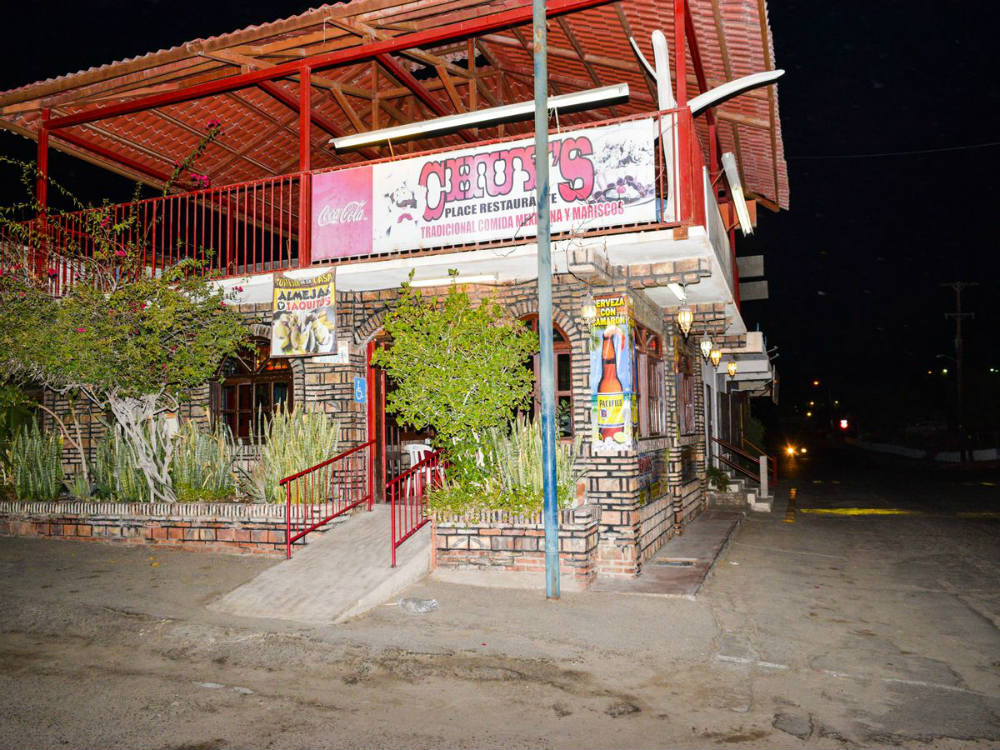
left=634, top=325, right=666, bottom=436
left=211, top=338, right=293, bottom=440
left=520, top=315, right=574, bottom=437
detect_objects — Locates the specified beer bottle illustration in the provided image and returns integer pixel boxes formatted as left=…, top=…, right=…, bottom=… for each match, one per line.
left=597, top=327, right=625, bottom=440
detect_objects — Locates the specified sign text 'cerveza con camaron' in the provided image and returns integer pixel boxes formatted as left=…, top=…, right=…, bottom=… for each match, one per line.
left=311, top=119, right=659, bottom=260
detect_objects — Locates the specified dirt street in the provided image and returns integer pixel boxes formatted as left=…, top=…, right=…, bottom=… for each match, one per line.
left=2, top=450, right=999, bottom=748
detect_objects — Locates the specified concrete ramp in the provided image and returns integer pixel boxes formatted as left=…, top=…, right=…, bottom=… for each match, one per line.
left=211, top=505, right=430, bottom=624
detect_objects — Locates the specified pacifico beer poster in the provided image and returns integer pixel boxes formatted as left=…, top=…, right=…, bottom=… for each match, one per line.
left=311, top=119, right=658, bottom=261
left=270, top=271, right=337, bottom=357
left=589, top=295, right=636, bottom=452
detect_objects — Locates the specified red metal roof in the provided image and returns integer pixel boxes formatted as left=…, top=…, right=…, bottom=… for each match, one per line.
left=0, top=0, right=788, bottom=209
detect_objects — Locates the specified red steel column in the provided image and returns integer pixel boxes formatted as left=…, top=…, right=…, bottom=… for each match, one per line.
left=36, top=110, right=49, bottom=212
left=35, top=110, right=50, bottom=279
left=673, top=0, right=691, bottom=223
left=298, top=67, right=312, bottom=268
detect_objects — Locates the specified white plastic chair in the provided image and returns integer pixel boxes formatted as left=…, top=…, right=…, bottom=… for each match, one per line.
left=403, top=443, right=433, bottom=468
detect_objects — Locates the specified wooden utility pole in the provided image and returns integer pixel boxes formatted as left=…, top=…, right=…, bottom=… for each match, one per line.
left=942, top=281, right=977, bottom=431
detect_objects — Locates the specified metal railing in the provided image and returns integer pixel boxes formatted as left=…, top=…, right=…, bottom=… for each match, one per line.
left=279, top=439, right=373, bottom=559
left=712, top=436, right=775, bottom=491
left=387, top=448, right=444, bottom=567
left=0, top=171, right=303, bottom=296
left=2, top=107, right=714, bottom=294
left=741, top=436, right=778, bottom=485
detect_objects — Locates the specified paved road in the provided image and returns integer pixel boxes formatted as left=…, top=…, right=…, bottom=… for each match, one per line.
left=1, top=443, right=997, bottom=748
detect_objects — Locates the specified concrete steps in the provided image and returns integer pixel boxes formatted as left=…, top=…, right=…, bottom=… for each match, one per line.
left=210, top=504, right=430, bottom=624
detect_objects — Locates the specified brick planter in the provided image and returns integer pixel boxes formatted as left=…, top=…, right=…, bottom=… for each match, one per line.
left=0, top=500, right=297, bottom=555
left=431, top=505, right=599, bottom=588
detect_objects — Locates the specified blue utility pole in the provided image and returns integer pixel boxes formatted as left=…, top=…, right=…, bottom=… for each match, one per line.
left=533, top=0, right=560, bottom=599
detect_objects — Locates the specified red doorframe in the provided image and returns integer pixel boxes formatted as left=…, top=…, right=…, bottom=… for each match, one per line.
left=366, top=338, right=384, bottom=506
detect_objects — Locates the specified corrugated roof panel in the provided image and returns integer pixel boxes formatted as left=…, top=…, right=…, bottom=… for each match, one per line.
left=0, top=0, right=787, bottom=207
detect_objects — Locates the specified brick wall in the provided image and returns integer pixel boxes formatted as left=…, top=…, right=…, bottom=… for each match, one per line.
left=32, top=267, right=711, bottom=577
left=432, top=506, right=598, bottom=586
left=0, top=500, right=304, bottom=555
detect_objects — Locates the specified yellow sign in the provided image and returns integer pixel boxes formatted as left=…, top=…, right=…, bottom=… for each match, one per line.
left=271, top=271, right=337, bottom=357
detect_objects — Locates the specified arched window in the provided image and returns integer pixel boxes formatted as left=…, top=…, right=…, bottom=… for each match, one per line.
left=212, top=338, right=293, bottom=439
left=520, top=315, right=574, bottom=437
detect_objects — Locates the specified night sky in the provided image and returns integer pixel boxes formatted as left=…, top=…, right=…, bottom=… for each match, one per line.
left=2, top=0, right=998, bottom=431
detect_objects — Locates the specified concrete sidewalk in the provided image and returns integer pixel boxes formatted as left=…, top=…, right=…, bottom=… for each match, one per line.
left=590, top=509, right=743, bottom=597
left=210, top=504, right=431, bottom=624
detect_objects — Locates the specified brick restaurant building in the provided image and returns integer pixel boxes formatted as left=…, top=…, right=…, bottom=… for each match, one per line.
left=0, top=0, right=787, bottom=578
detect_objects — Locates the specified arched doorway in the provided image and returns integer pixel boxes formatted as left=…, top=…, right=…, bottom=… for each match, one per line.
left=366, top=332, right=436, bottom=503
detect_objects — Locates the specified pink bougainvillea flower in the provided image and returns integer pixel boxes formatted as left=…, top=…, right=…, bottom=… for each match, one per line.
left=100, top=216, right=111, bottom=228
left=47, top=268, right=58, bottom=278
left=170, top=344, right=178, bottom=353
left=75, top=327, right=87, bottom=333
left=114, top=249, right=127, bottom=258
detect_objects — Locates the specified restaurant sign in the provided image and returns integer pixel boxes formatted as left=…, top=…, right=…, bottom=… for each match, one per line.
left=312, top=119, right=658, bottom=260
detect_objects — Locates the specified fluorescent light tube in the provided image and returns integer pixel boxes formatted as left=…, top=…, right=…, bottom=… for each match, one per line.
left=330, top=84, right=630, bottom=150
left=721, top=152, right=754, bottom=236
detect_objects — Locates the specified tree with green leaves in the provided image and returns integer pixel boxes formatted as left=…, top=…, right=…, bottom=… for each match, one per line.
left=372, top=275, right=538, bottom=476
left=0, top=122, right=247, bottom=502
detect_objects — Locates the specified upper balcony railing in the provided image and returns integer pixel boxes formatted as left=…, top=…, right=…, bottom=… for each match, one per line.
left=2, top=108, right=716, bottom=297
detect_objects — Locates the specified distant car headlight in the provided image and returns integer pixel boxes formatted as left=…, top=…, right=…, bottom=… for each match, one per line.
left=785, top=446, right=796, bottom=456
left=799, top=447, right=808, bottom=454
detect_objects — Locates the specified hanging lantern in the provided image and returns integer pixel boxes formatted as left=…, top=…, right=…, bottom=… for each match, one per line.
left=727, top=360, right=738, bottom=378
left=709, top=348, right=723, bottom=367
left=676, top=306, right=694, bottom=337
left=699, top=334, right=713, bottom=360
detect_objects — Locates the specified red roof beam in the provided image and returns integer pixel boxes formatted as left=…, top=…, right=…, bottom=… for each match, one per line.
left=257, top=80, right=381, bottom=161
left=52, top=129, right=171, bottom=183
left=683, top=0, right=724, bottom=168
left=374, top=52, right=474, bottom=142
left=46, top=0, right=616, bottom=132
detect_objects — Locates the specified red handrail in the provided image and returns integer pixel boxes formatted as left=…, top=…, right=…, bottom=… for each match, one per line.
left=742, top=436, right=778, bottom=484
left=387, top=448, right=444, bottom=567
left=280, top=439, right=374, bottom=559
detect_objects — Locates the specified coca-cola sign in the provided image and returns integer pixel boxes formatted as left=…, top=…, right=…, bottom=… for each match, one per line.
left=312, top=166, right=374, bottom=260
left=317, top=200, right=368, bottom=226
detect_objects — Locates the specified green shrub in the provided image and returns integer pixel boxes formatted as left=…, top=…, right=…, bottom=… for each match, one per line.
left=170, top=420, right=237, bottom=503
left=8, top=420, right=63, bottom=501
left=239, top=406, right=340, bottom=504
left=428, top=415, right=585, bottom=516
left=706, top=465, right=730, bottom=491
left=65, top=473, right=92, bottom=501
left=92, top=424, right=156, bottom=503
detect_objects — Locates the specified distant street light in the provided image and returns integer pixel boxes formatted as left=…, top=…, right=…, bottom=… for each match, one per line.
left=709, top=348, right=723, bottom=367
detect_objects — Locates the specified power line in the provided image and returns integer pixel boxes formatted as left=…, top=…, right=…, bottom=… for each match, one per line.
left=788, top=140, right=1000, bottom=160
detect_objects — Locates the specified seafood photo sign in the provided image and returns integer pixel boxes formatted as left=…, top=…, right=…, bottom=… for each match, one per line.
left=312, top=119, right=658, bottom=260
left=270, top=271, right=337, bottom=357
